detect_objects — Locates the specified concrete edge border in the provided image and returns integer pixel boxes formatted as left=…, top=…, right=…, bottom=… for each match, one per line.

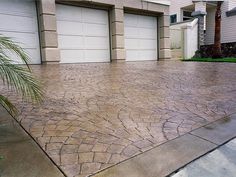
left=91, top=112, right=236, bottom=177
left=167, top=135, right=236, bottom=177
left=0, top=106, right=67, bottom=177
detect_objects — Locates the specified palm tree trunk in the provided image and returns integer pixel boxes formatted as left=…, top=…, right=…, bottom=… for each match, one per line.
left=212, top=1, right=222, bottom=58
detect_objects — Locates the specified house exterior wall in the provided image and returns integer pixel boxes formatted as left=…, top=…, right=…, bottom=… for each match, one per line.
left=194, top=1, right=206, bottom=12
left=170, top=0, right=236, bottom=45
left=170, top=0, right=193, bottom=22
left=205, top=0, right=236, bottom=44
left=205, top=7, right=215, bottom=44
left=38, top=0, right=171, bottom=63
left=228, top=0, right=236, bottom=8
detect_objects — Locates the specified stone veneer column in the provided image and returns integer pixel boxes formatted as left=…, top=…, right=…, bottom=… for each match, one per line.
left=192, top=1, right=207, bottom=47
left=110, top=3, right=125, bottom=62
left=38, top=0, right=60, bottom=64
left=192, top=11, right=207, bottom=47
left=159, top=15, right=171, bottom=60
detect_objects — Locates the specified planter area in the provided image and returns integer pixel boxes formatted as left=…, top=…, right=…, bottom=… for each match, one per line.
left=199, top=42, right=236, bottom=58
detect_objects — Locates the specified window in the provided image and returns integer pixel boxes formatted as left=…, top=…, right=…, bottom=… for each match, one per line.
left=226, top=7, right=236, bottom=17
left=183, top=10, right=193, bottom=21
left=170, top=14, right=177, bottom=24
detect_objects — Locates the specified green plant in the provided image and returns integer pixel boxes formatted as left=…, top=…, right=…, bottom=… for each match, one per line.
left=0, top=35, right=43, bottom=116
left=182, top=57, right=236, bottom=63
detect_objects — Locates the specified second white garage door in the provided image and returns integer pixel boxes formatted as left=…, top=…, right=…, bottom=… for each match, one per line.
left=56, top=4, right=110, bottom=63
left=125, top=13, right=158, bottom=61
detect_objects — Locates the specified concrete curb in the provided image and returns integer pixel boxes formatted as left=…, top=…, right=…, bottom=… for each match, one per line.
left=92, top=113, right=236, bottom=177
left=0, top=106, right=66, bottom=177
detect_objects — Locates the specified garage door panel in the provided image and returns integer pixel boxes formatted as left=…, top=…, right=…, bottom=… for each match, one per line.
left=0, top=0, right=40, bottom=64
left=1, top=31, right=39, bottom=49
left=125, top=39, right=156, bottom=50
left=0, top=15, right=36, bottom=32
left=124, top=14, right=138, bottom=27
left=0, top=1, right=36, bottom=16
left=58, top=35, right=84, bottom=49
left=24, top=49, right=41, bottom=63
left=56, top=5, right=82, bottom=21
left=85, top=50, right=110, bottom=62
left=138, top=16, right=156, bottom=28
left=57, top=21, right=83, bottom=35
left=5, top=48, right=40, bottom=64
left=125, top=13, right=157, bottom=61
left=125, top=27, right=139, bottom=38
left=139, top=50, right=157, bottom=60
left=126, top=51, right=139, bottom=61
left=85, top=37, right=109, bottom=50
left=126, top=50, right=156, bottom=61
left=60, top=50, right=109, bottom=63
left=84, top=8, right=108, bottom=24
left=60, top=50, right=84, bottom=63
left=125, top=27, right=156, bottom=39
left=56, top=4, right=110, bottom=63
left=85, top=24, right=108, bottom=37
left=125, top=39, right=139, bottom=49
left=139, top=39, right=157, bottom=49
left=138, top=28, right=157, bottom=39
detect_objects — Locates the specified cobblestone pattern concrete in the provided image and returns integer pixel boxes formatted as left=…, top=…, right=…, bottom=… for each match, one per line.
left=1, top=61, right=236, bottom=177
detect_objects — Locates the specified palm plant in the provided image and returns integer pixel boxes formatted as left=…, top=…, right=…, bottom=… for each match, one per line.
left=0, top=35, right=43, bottom=116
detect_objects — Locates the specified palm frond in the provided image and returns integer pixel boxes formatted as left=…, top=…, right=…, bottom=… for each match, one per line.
left=0, top=35, right=43, bottom=115
left=0, top=54, right=43, bottom=103
left=0, top=35, right=30, bottom=69
left=0, top=95, right=18, bottom=116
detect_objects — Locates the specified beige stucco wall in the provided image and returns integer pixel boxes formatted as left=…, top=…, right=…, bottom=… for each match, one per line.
left=38, top=0, right=171, bottom=63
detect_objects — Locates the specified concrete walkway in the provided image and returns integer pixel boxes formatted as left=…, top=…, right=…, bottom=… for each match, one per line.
left=170, top=138, right=236, bottom=177
left=0, top=106, right=65, bottom=177
left=92, top=113, right=236, bottom=177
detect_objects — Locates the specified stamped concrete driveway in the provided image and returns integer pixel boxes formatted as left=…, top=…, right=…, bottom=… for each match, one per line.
left=1, top=61, right=236, bottom=177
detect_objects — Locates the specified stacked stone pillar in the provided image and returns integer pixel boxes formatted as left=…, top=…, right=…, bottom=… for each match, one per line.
left=192, top=1, right=207, bottom=47
left=38, top=0, right=60, bottom=63
left=192, top=11, right=206, bottom=47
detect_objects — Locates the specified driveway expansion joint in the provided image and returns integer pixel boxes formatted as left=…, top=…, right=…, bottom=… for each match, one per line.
left=168, top=135, right=236, bottom=177
left=189, top=132, right=218, bottom=145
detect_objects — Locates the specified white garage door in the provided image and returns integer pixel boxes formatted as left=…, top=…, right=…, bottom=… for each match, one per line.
left=0, top=0, right=41, bottom=64
left=56, top=4, right=110, bottom=63
left=125, top=13, right=158, bottom=61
